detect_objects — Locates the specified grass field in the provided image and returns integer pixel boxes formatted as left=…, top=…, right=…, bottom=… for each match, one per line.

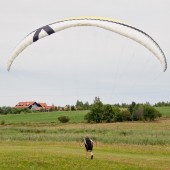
left=0, top=108, right=170, bottom=169
left=0, top=141, right=170, bottom=170
left=155, top=107, right=170, bottom=117
left=0, top=110, right=88, bottom=124
left=0, top=106, right=169, bottom=125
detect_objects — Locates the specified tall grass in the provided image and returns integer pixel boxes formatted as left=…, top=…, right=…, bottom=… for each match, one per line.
left=0, top=110, right=170, bottom=169
left=0, top=119, right=170, bottom=145
left=0, top=109, right=170, bottom=145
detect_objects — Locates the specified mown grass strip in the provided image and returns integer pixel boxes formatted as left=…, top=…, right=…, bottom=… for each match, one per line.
left=0, top=141, right=170, bottom=170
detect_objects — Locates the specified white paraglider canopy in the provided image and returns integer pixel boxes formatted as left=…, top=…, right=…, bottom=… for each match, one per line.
left=7, top=16, right=167, bottom=72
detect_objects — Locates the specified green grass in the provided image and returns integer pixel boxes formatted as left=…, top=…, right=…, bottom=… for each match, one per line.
left=0, top=106, right=169, bottom=125
left=0, top=141, right=170, bottom=170
left=0, top=109, right=170, bottom=145
left=0, top=119, right=170, bottom=145
left=0, top=110, right=88, bottom=124
left=154, top=107, right=170, bottom=117
left=0, top=109, right=170, bottom=169
left=1, top=141, right=170, bottom=170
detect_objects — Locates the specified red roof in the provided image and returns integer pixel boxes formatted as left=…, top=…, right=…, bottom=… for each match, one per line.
left=15, top=106, right=29, bottom=109
left=45, top=106, right=53, bottom=111
left=15, top=101, right=36, bottom=108
left=17, top=101, right=35, bottom=105
left=15, top=101, right=52, bottom=111
left=39, top=103, right=47, bottom=108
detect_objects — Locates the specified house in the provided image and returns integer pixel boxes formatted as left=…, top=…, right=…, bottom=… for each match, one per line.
left=15, top=101, right=53, bottom=111
left=38, top=103, right=53, bottom=111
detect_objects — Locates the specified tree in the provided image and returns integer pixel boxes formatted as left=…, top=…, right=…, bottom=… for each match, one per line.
left=84, top=97, right=103, bottom=123
left=128, top=101, right=136, bottom=114
left=93, top=97, right=101, bottom=104
left=84, top=102, right=90, bottom=110
left=154, top=101, right=170, bottom=107
left=71, top=105, right=76, bottom=111
left=76, top=100, right=84, bottom=110
left=132, top=104, right=144, bottom=121
left=143, top=105, right=161, bottom=121
left=102, top=104, right=114, bottom=122
left=75, top=100, right=90, bottom=110
left=84, top=99, right=162, bottom=123
left=132, top=104, right=162, bottom=121
left=121, top=110, right=132, bottom=121
left=113, top=107, right=124, bottom=122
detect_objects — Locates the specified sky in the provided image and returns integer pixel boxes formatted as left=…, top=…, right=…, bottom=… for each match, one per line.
left=0, top=0, right=170, bottom=106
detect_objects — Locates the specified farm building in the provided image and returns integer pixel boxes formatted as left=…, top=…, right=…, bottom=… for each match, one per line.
left=15, top=101, right=53, bottom=111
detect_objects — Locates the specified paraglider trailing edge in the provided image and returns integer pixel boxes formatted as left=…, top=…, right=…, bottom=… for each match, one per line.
left=7, top=16, right=167, bottom=72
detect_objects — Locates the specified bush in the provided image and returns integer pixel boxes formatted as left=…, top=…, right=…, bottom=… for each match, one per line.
left=143, top=105, right=161, bottom=121
left=1, top=120, right=5, bottom=125
left=121, top=110, right=132, bottom=121
left=71, top=105, right=76, bottom=111
left=84, top=97, right=162, bottom=123
left=0, top=107, right=33, bottom=115
left=58, top=116, right=70, bottom=123
left=84, top=112, right=94, bottom=123
left=132, top=104, right=162, bottom=121
left=114, top=110, right=131, bottom=122
left=102, top=104, right=114, bottom=122
left=84, top=98, right=121, bottom=123
left=132, top=104, right=144, bottom=121
left=85, top=97, right=103, bottom=123
left=128, top=102, right=136, bottom=114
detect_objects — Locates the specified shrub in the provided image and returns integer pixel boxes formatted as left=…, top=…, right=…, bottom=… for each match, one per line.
left=143, top=105, right=161, bottom=121
left=0, top=107, right=33, bottom=115
left=84, top=97, right=162, bottom=123
left=58, top=116, right=70, bottom=123
left=121, top=110, right=132, bottom=121
left=85, top=97, right=103, bottom=123
left=128, top=101, right=136, bottom=114
left=84, top=112, right=94, bottom=123
left=1, top=120, right=5, bottom=125
left=71, top=105, right=76, bottom=111
left=102, top=104, right=114, bottom=122
left=132, top=104, right=144, bottom=121
left=114, top=110, right=131, bottom=122
left=132, top=104, right=162, bottom=121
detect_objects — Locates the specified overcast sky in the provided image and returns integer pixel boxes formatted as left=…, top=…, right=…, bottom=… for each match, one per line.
left=0, top=0, right=170, bottom=106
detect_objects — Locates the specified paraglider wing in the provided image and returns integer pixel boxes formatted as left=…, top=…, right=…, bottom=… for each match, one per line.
left=7, top=16, right=167, bottom=71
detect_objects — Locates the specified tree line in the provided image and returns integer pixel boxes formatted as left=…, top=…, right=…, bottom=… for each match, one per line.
left=84, top=97, right=162, bottom=123
left=0, top=107, right=32, bottom=115
left=154, top=101, right=170, bottom=107
left=75, top=100, right=170, bottom=110
left=0, top=98, right=168, bottom=116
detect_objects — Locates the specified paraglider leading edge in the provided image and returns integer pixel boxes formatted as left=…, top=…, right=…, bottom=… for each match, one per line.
left=7, top=16, right=167, bottom=72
